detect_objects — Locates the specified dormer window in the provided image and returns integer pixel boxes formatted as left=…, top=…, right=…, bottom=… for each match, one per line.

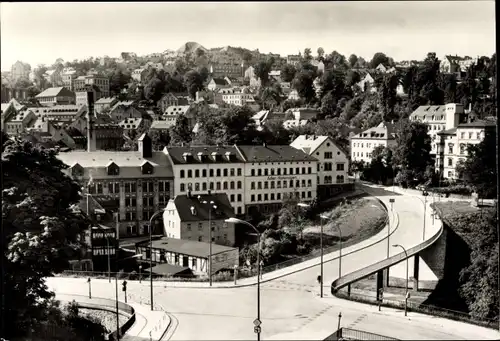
left=190, top=206, right=197, bottom=215
left=141, top=161, right=154, bottom=175
left=71, top=163, right=84, bottom=177
left=211, top=152, right=220, bottom=161
left=182, top=152, right=193, bottom=162
left=107, top=161, right=119, bottom=176
left=225, top=151, right=234, bottom=161
left=197, top=152, right=206, bottom=162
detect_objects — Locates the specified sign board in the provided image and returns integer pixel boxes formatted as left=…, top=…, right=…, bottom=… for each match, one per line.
left=253, top=319, right=261, bottom=327
left=254, top=326, right=261, bottom=334
left=389, top=199, right=395, bottom=203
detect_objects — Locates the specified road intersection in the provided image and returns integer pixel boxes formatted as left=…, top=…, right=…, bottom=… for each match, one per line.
left=47, top=185, right=500, bottom=340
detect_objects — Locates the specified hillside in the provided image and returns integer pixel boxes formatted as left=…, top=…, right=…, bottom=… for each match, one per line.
left=177, top=42, right=207, bottom=55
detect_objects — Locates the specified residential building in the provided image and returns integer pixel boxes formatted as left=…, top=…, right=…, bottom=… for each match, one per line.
left=163, top=193, right=236, bottom=246
left=207, top=78, right=231, bottom=91
left=356, top=72, right=376, bottom=93
left=76, top=85, right=102, bottom=107
left=436, top=119, right=495, bottom=180
left=220, top=87, right=254, bottom=106
left=1, top=99, right=25, bottom=131
left=35, top=87, right=76, bottom=106
left=286, top=107, right=319, bottom=121
left=57, top=134, right=175, bottom=237
left=291, top=135, right=349, bottom=199
left=150, top=120, right=176, bottom=131
left=28, top=116, right=77, bottom=149
left=1, top=85, right=28, bottom=103
left=158, top=93, right=190, bottom=113
left=44, top=69, right=63, bottom=87
left=135, top=237, right=238, bottom=277
left=164, top=146, right=246, bottom=215
left=2, top=109, right=37, bottom=136
left=95, top=97, right=118, bottom=114
left=11, top=61, right=31, bottom=82
left=350, top=122, right=397, bottom=164
left=409, top=103, right=466, bottom=156
left=62, top=68, right=78, bottom=91
left=287, top=54, right=301, bottom=66
left=73, top=74, right=110, bottom=98
left=68, top=112, right=124, bottom=151
left=109, top=101, right=142, bottom=122
left=29, top=104, right=84, bottom=124
left=237, top=144, right=318, bottom=216
left=209, top=63, right=244, bottom=79
left=283, top=119, right=308, bottom=130
left=119, top=117, right=146, bottom=133
left=132, top=68, right=148, bottom=83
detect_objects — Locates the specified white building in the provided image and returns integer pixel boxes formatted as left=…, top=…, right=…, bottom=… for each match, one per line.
left=409, top=103, right=466, bottom=157
left=164, top=146, right=246, bottom=216
left=220, top=88, right=254, bottom=106
left=236, top=144, right=318, bottom=216
left=350, top=122, right=397, bottom=164
left=436, top=120, right=495, bottom=180
left=163, top=193, right=236, bottom=246
left=291, top=135, right=349, bottom=199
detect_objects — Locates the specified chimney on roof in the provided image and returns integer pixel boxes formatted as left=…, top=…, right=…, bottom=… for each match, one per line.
left=190, top=206, right=196, bottom=215
left=138, top=133, right=152, bottom=158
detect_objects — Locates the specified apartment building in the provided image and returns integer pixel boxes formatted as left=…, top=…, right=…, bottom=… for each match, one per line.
left=57, top=134, right=174, bottom=237
left=73, top=75, right=110, bottom=98
left=76, top=85, right=102, bottom=107
left=436, top=120, right=495, bottom=180
left=29, top=104, right=84, bottom=124
left=236, top=144, right=318, bottom=216
left=132, top=68, right=148, bottom=83
left=163, top=193, right=236, bottom=246
left=35, top=87, right=76, bottom=106
left=95, top=97, right=118, bottom=114
left=158, top=93, right=190, bottom=113
left=164, top=146, right=246, bottom=215
left=350, top=122, right=397, bottom=164
left=2, top=109, right=37, bottom=136
left=409, top=103, right=466, bottom=157
left=291, top=135, right=349, bottom=199
left=220, top=87, right=254, bottom=106
left=62, top=68, right=78, bottom=91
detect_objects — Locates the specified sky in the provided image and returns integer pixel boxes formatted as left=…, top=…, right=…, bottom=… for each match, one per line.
left=0, top=1, right=496, bottom=71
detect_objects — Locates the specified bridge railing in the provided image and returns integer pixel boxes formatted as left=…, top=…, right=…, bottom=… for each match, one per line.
left=324, top=327, right=399, bottom=340
left=331, top=207, right=443, bottom=292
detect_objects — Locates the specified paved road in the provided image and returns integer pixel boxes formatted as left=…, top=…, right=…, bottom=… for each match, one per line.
left=46, top=184, right=500, bottom=340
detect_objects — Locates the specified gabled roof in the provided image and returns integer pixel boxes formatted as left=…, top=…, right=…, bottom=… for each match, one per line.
left=410, top=105, right=446, bottom=119
left=172, top=193, right=235, bottom=222
left=351, top=122, right=396, bottom=140
left=119, top=117, right=143, bottom=128
left=290, top=135, right=329, bottom=154
left=235, top=145, right=318, bottom=163
left=150, top=120, right=175, bottom=130
left=35, top=87, right=75, bottom=98
left=457, top=120, right=496, bottom=128
left=165, top=146, right=245, bottom=164
left=95, top=97, right=118, bottom=105
left=210, top=78, right=229, bottom=86
left=165, top=105, right=190, bottom=116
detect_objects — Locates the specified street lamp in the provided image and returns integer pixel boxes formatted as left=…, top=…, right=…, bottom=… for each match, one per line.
left=139, top=265, right=142, bottom=283
left=298, top=202, right=325, bottom=298
left=226, top=217, right=262, bottom=341
left=416, top=192, right=429, bottom=241
left=392, top=244, right=409, bottom=317
left=149, top=209, right=165, bottom=311
left=321, top=214, right=342, bottom=280
left=202, top=200, right=217, bottom=286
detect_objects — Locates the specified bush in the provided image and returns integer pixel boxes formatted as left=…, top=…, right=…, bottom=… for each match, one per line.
left=432, top=184, right=473, bottom=196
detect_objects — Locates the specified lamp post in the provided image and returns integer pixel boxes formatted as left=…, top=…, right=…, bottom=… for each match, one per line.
left=416, top=192, right=428, bottom=241
left=139, top=265, right=142, bottom=283
left=203, top=200, right=217, bottom=286
left=106, top=236, right=112, bottom=283
left=298, top=202, right=325, bottom=297
left=115, top=274, right=120, bottom=340
left=149, top=209, right=165, bottom=311
left=393, top=244, right=409, bottom=317
left=226, top=217, right=262, bottom=341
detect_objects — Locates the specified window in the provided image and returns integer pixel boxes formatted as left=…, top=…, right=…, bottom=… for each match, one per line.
left=264, top=181, right=268, bottom=189
left=270, top=168, right=275, bottom=175
left=195, top=183, right=200, bottom=191
left=216, top=169, right=221, bottom=177
left=289, top=180, right=293, bottom=188
left=195, top=169, right=200, bottom=177
left=307, top=191, right=312, bottom=198
left=258, top=169, right=262, bottom=176
left=257, top=194, right=262, bottom=201
left=324, top=152, right=333, bottom=159
left=180, top=183, right=185, bottom=192
left=237, top=194, right=242, bottom=202
left=324, top=162, right=333, bottom=171
left=198, top=236, right=202, bottom=242
left=296, top=180, right=300, bottom=188
left=448, top=158, right=453, bottom=166
left=223, top=169, right=228, bottom=177
left=460, top=144, right=466, bottom=155
left=251, top=194, right=255, bottom=202
left=187, top=170, right=192, bottom=178
left=277, top=193, right=281, bottom=200
left=198, top=222, right=203, bottom=230
left=307, top=179, right=312, bottom=187
left=202, top=169, right=207, bottom=177
left=223, top=181, right=228, bottom=190
left=230, top=168, right=235, bottom=176
left=230, top=194, right=235, bottom=202
left=448, top=144, right=453, bottom=154
left=202, top=182, right=207, bottom=191
left=277, top=168, right=281, bottom=175
left=192, top=258, right=197, bottom=269
left=270, top=193, right=275, bottom=200
left=144, top=181, right=154, bottom=193
left=187, top=223, right=192, bottom=231
left=289, top=168, right=293, bottom=175
left=270, top=181, right=275, bottom=189
left=97, top=183, right=103, bottom=194
left=237, top=181, right=242, bottom=189
left=258, top=182, right=262, bottom=189
left=264, top=194, right=268, bottom=201
left=302, top=167, right=306, bottom=174
left=336, top=175, right=345, bottom=184
left=251, top=182, right=255, bottom=190
left=296, top=167, right=299, bottom=174
left=210, top=169, right=214, bottom=177
left=237, top=168, right=242, bottom=176
left=283, top=168, right=287, bottom=175
left=308, top=167, right=312, bottom=174
left=264, top=169, right=269, bottom=176
left=216, top=182, right=221, bottom=190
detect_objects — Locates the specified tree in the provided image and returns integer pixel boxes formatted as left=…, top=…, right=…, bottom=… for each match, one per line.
left=455, top=129, right=496, bottom=198
left=254, top=58, right=274, bottom=87
left=317, top=47, right=325, bottom=59
left=184, top=70, right=204, bottom=99
left=346, top=70, right=361, bottom=87
left=320, top=91, right=338, bottom=118
left=258, top=119, right=292, bottom=145
left=378, top=74, right=399, bottom=121
left=369, top=52, right=390, bottom=69
left=326, top=51, right=348, bottom=70
left=348, top=54, right=359, bottom=68
left=416, top=52, right=443, bottom=105
left=393, top=120, right=432, bottom=186
left=281, top=64, right=297, bottom=83
left=109, top=70, right=131, bottom=96
left=441, top=73, right=457, bottom=103
left=144, top=76, right=165, bottom=103
left=169, top=114, right=192, bottom=145
left=303, top=48, right=313, bottom=62
left=292, top=68, right=317, bottom=104
left=26, top=85, right=41, bottom=100
left=2, top=135, right=90, bottom=339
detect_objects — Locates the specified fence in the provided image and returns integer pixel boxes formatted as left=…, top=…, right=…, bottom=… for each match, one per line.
left=335, top=290, right=498, bottom=330
left=126, top=292, right=171, bottom=340
left=324, top=327, right=399, bottom=340
left=55, top=293, right=136, bottom=341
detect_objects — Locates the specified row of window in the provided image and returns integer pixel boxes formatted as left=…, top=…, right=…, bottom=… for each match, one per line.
left=320, top=162, right=345, bottom=171
left=250, top=191, right=312, bottom=202
left=460, top=132, right=481, bottom=140
left=91, top=181, right=168, bottom=194
left=180, top=168, right=243, bottom=178
left=250, top=179, right=312, bottom=190
left=251, top=166, right=312, bottom=176
left=180, top=181, right=243, bottom=192
left=324, top=175, right=345, bottom=184
left=352, top=142, right=385, bottom=148
left=125, top=210, right=158, bottom=221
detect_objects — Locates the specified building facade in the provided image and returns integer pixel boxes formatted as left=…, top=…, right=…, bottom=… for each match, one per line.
left=73, top=75, right=110, bottom=98
left=350, top=122, right=397, bottom=164
left=163, top=193, right=236, bottom=246
left=57, top=134, right=175, bottom=237
left=291, top=135, right=349, bottom=199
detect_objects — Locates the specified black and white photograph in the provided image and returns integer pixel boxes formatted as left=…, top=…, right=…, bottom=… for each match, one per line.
left=0, top=1, right=498, bottom=340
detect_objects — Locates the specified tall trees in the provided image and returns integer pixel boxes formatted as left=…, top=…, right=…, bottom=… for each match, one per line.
left=109, top=69, right=131, bottom=96
left=183, top=70, right=204, bottom=99
left=369, top=52, right=390, bottom=68
left=281, top=64, right=297, bottom=82
left=348, top=54, right=359, bottom=68
left=254, top=58, right=275, bottom=87
left=393, top=120, right=432, bottom=186
left=2, top=135, right=90, bottom=338
left=378, top=73, right=399, bottom=121
left=169, top=114, right=193, bottom=145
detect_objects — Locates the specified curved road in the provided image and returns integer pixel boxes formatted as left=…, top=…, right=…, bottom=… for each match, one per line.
left=46, top=185, right=500, bottom=340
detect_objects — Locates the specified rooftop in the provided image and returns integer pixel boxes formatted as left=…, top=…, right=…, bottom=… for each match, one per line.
left=457, top=120, right=496, bottom=128
left=172, top=193, right=235, bottom=222
left=145, top=263, right=192, bottom=276
left=137, top=237, right=236, bottom=258
left=352, top=122, right=396, bottom=140
left=236, top=145, right=317, bottom=163
left=290, top=135, right=330, bottom=155
left=150, top=120, right=175, bottom=130
left=165, top=146, right=245, bottom=164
